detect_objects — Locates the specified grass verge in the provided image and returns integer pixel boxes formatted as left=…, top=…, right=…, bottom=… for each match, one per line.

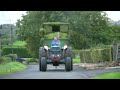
left=0, top=62, right=27, bottom=75
left=73, top=58, right=80, bottom=64
left=93, top=72, right=120, bottom=79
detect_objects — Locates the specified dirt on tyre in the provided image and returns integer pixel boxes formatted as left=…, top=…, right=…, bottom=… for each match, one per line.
left=65, top=47, right=72, bottom=57
left=39, top=47, right=47, bottom=58
left=65, top=57, right=72, bottom=71
left=41, top=57, right=47, bottom=72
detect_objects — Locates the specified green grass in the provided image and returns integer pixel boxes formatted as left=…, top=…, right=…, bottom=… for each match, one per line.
left=0, top=62, right=27, bottom=75
left=93, top=72, right=120, bottom=79
left=3, top=41, right=27, bottom=48
left=73, top=58, right=80, bottom=64
left=12, top=41, right=27, bottom=47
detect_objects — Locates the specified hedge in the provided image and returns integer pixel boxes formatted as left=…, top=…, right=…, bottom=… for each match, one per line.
left=79, top=48, right=112, bottom=63
left=65, top=48, right=112, bottom=63
left=73, top=50, right=80, bottom=58
left=2, top=47, right=32, bottom=58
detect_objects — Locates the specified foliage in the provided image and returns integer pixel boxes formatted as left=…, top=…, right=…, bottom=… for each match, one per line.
left=12, top=40, right=27, bottom=47
left=2, top=47, right=32, bottom=58
left=108, top=24, right=120, bottom=42
left=16, top=11, right=116, bottom=58
left=26, top=58, right=38, bottom=64
left=0, top=56, right=12, bottom=64
left=79, top=47, right=112, bottom=63
left=0, top=24, right=16, bottom=38
left=73, top=50, right=80, bottom=58
left=0, top=24, right=16, bottom=48
left=73, top=57, right=80, bottom=64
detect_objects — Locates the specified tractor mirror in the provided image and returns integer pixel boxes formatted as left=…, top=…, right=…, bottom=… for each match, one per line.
left=63, top=44, right=67, bottom=49
left=44, top=45, right=49, bottom=50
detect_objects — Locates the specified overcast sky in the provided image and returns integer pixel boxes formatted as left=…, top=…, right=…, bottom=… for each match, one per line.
left=0, top=11, right=120, bottom=25
left=0, top=11, right=27, bottom=24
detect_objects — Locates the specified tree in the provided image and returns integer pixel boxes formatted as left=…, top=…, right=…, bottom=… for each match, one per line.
left=0, top=25, right=2, bottom=29
left=16, top=11, right=110, bottom=58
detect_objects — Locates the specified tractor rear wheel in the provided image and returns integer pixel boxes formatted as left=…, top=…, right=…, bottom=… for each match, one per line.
left=65, top=57, right=72, bottom=71
left=39, top=47, right=47, bottom=58
left=41, top=57, right=47, bottom=72
left=39, top=47, right=47, bottom=71
left=71, top=58, right=73, bottom=70
left=39, top=58, right=41, bottom=71
left=65, top=47, right=72, bottom=57
left=65, top=47, right=73, bottom=71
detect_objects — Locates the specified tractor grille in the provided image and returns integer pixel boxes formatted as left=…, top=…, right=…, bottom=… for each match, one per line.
left=51, top=47, right=61, bottom=51
left=50, top=47, right=61, bottom=54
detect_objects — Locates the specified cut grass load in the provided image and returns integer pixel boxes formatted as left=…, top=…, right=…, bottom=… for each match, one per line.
left=45, top=32, right=68, bottom=39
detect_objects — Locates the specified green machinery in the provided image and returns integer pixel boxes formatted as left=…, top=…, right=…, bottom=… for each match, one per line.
left=39, top=22, right=73, bottom=72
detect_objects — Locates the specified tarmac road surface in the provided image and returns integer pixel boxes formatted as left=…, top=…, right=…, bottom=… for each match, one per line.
left=0, top=64, right=120, bottom=79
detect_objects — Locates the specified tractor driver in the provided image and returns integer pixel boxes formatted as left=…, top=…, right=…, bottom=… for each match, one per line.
left=51, top=37, right=60, bottom=46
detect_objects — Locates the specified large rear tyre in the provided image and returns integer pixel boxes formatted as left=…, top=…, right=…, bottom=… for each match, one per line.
left=39, top=58, right=41, bottom=71
left=39, top=47, right=47, bottom=58
left=71, top=58, right=73, bottom=70
left=41, top=57, right=47, bottom=72
left=65, top=57, right=72, bottom=71
left=39, top=47, right=47, bottom=71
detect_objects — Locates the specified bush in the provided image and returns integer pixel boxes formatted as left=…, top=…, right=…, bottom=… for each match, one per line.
left=2, top=47, right=32, bottom=58
left=5, top=54, right=18, bottom=61
left=26, top=58, right=38, bottom=64
left=1, top=38, right=10, bottom=45
left=0, top=56, right=12, bottom=64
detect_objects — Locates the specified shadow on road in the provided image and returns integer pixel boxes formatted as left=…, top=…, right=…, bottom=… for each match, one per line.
left=40, top=69, right=66, bottom=72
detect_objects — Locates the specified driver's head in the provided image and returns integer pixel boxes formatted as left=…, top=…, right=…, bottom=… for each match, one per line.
left=54, top=37, right=57, bottom=40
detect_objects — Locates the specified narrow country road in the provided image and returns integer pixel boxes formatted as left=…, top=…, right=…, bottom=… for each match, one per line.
left=0, top=64, right=120, bottom=79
